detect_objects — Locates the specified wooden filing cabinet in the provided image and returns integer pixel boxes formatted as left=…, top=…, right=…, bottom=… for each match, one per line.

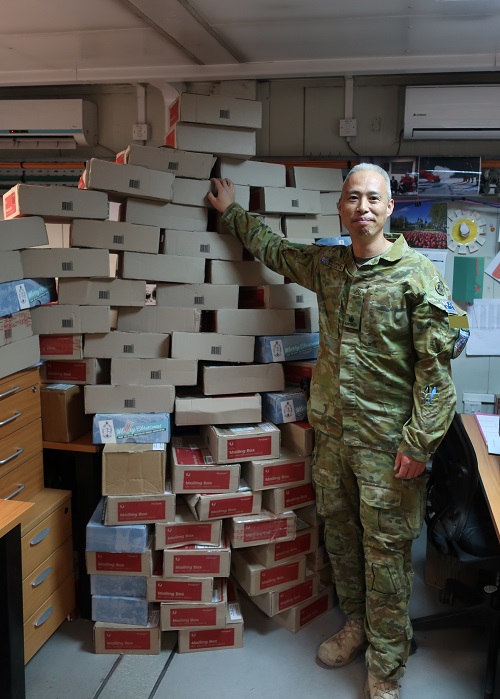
left=0, top=367, right=75, bottom=663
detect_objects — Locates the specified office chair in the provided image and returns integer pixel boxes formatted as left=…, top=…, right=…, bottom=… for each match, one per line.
left=411, top=413, right=500, bottom=699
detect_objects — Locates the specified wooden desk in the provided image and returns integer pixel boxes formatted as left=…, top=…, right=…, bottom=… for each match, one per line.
left=0, top=499, right=34, bottom=699
left=461, top=413, right=500, bottom=541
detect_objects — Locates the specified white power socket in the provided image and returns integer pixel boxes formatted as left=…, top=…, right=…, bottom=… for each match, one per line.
left=339, top=119, right=357, bottom=137
left=132, top=123, right=150, bottom=141
left=463, top=400, right=482, bottom=414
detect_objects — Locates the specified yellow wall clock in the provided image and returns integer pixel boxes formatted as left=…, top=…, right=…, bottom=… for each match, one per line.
left=447, top=208, right=487, bottom=254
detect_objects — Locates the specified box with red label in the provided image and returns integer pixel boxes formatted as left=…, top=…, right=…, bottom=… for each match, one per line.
left=170, top=435, right=240, bottom=494
left=177, top=620, right=244, bottom=653
left=102, top=443, right=167, bottom=496
left=39, top=334, right=83, bottom=360
left=282, top=361, right=317, bottom=386
left=147, top=574, right=213, bottom=603
left=162, top=536, right=231, bottom=578
left=154, top=503, right=222, bottom=549
left=160, top=579, right=227, bottom=631
left=241, top=449, right=312, bottom=491
left=184, top=487, right=262, bottom=522
left=228, top=510, right=296, bottom=549
left=86, top=549, right=154, bottom=576
left=250, top=522, right=318, bottom=567
left=40, top=358, right=110, bottom=385
left=262, top=482, right=316, bottom=514
left=93, top=610, right=161, bottom=655
left=0, top=310, right=32, bottom=347
left=231, top=548, right=306, bottom=597
left=251, top=573, right=320, bottom=617
left=277, top=421, right=315, bottom=457
left=273, top=585, right=334, bottom=633
left=104, top=491, right=175, bottom=526
left=201, top=422, right=280, bottom=464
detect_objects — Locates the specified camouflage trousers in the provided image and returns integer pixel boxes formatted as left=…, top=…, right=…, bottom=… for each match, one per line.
left=313, top=429, right=426, bottom=681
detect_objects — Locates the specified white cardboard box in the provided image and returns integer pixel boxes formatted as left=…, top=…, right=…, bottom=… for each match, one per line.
left=262, top=482, right=317, bottom=514
left=125, top=199, right=208, bottom=231
left=250, top=523, right=318, bottom=566
left=161, top=230, right=244, bottom=261
left=84, top=384, right=175, bottom=414
left=147, top=575, right=214, bottom=603
left=20, top=248, right=110, bottom=278
left=117, top=306, right=201, bottom=333
left=83, top=331, right=170, bottom=359
left=0, top=216, right=48, bottom=250
left=250, top=187, right=321, bottom=215
left=170, top=435, right=240, bottom=494
left=3, top=184, right=109, bottom=221
left=228, top=510, right=296, bottom=549
left=216, top=158, right=286, bottom=187
left=31, top=305, right=110, bottom=335
left=174, top=393, right=261, bottom=426
left=171, top=332, right=254, bottom=363
left=208, top=260, right=284, bottom=286
left=165, top=122, right=256, bottom=159
left=289, top=167, right=344, bottom=191
left=162, top=537, right=231, bottom=577
left=80, top=158, right=174, bottom=202
left=156, top=284, right=239, bottom=310
left=319, top=192, right=342, bottom=215
left=85, top=549, right=153, bottom=576
left=0, top=251, right=23, bottom=284
left=214, top=309, right=296, bottom=336
left=116, top=144, right=215, bottom=179
left=201, top=363, right=284, bottom=396
left=263, top=284, right=317, bottom=310
left=184, top=489, right=262, bottom=522
left=110, top=358, right=197, bottom=386
left=104, top=492, right=176, bottom=525
left=169, top=93, right=262, bottom=130
left=0, top=334, right=40, bottom=380
left=160, top=579, right=227, bottom=631
left=154, top=504, right=222, bottom=549
left=0, top=310, right=32, bottom=347
left=201, top=422, right=281, bottom=464
left=230, top=548, right=306, bottom=597
left=70, top=219, right=160, bottom=254
left=120, top=251, right=205, bottom=284
left=57, top=278, right=146, bottom=307
left=283, top=214, right=342, bottom=238
left=273, top=585, right=334, bottom=632
left=242, top=449, right=312, bottom=491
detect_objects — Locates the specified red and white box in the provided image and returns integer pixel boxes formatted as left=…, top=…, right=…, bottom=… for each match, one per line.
left=277, top=421, right=315, bottom=457
left=201, top=422, right=280, bottom=464
left=160, top=579, right=227, bottom=631
left=40, top=358, right=110, bottom=385
left=251, top=573, right=320, bottom=617
left=93, top=610, right=161, bottom=655
left=273, top=585, right=334, bottom=633
left=231, top=548, right=306, bottom=597
left=250, top=522, right=318, bottom=567
left=154, top=503, right=222, bottom=549
left=170, top=434, right=240, bottom=494
left=228, top=510, right=296, bottom=549
left=177, top=620, right=243, bottom=653
left=162, top=536, right=231, bottom=578
left=261, top=482, right=316, bottom=514
left=184, top=487, right=262, bottom=522
left=86, top=549, right=153, bottom=576
left=241, top=449, right=312, bottom=491
left=39, top=334, right=83, bottom=360
left=147, top=574, right=214, bottom=604
left=104, top=491, right=175, bottom=526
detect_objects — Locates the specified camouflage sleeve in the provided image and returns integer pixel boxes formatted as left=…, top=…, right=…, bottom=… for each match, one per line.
left=221, top=202, right=318, bottom=291
left=399, top=290, right=468, bottom=462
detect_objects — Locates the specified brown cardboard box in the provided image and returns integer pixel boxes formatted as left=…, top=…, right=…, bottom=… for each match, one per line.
left=80, top=158, right=174, bottom=202
left=104, top=491, right=176, bottom=525
left=160, top=579, right=227, bottom=631
left=171, top=332, right=254, bottom=363
left=70, top=219, right=161, bottom=254
left=177, top=620, right=244, bottom=653
left=162, top=536, right=231, bottom=577
left=242, top=449, right=312, bottom=491
left=57, top=278, right=146, bottom=307
left=169, top=93, right=262, bottom=130
left=86, top=549, right=153, bottom=576
left=184, top=489, right=262, bottom=522
left=83, top=331, right=170, bottom=359
left=40, top=383, right=91, bottom=442
left=201, top=422, right=281, bottom=463
left=120, top=251, right=205, bottom=284
left=117, top=306, right=201, bottom=334
left=116, top=144, right=215, bottom=179
left=208, top=259, right=284, bottom=286
left=20, top=248, right=110, bottom=278
left=93, top=611, right=161, bottom=655
left=231, top=548, right=306, bottom=596
left=289, top=167, right=343, bottom=191
left=0, top=310, right=32, bottom=347
left=84, top=384, right=175, bottom=414
left=165, top=122, right=256, bottom=159
left=0, top=216, right=48, bottom=250
left=161, top=230, right=244, bottom=261
left=39, top=334, right=83, bottom=360
left=174, top=393, right=261, bottom=426
left=3, top=183, right=108, bottom=221
left=124, top=199, right=208, bottom=231
left=213, top=309, right=296, bottom=336
left=277, top=421, right=315, bottom=456
left=110, top=358, right=197, bottom=387
left=154, top=504, right=222, bottom=549
left=31, top=304, right=111, bottom=335
left=156, top=283, right=239, bottom=310
left=147, top=575, right=214, bottom=603
left=228, top=510, right=296, bottom=549
left=101, top=443, right=167, bottom=496
left=250, top=523, right=318, bottom=566
left=201, top=363, right=284, bottom=396
left=273, top=585, right=334, bottom=632
left=262, top=482, right=316, bottom=514
left=251, top=573, right=320, bottom=617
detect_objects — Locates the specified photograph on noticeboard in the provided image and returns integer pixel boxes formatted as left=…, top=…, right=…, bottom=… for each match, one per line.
left=390, top=200, right=448, bottom=249
left=372, top=157, right=418, bottom=196
left=417, top=157, right=481, bottom=197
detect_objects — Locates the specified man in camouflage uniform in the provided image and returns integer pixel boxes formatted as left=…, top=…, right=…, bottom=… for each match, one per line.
left=208, top=164, right=468, bottom=699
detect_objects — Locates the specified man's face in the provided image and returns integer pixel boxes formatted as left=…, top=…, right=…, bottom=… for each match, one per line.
left=337, top=170, right=394, bottom=240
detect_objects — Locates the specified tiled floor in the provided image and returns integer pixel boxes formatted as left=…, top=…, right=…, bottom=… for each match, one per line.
left=25, top=529, right=493, bottom=699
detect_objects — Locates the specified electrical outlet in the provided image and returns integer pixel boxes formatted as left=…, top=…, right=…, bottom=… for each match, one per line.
left=339, top=119, right=357, bottom=137
left=132, top=123, right=150, bottom=141
left=463, top=400, right=482, bottom=414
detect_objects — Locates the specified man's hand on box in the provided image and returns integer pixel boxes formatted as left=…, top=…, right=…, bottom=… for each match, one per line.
left=208, top=178, right=236, bottom=213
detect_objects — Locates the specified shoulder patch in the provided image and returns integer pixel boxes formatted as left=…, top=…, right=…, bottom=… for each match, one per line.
left=428, top=298, right=458, bottom=315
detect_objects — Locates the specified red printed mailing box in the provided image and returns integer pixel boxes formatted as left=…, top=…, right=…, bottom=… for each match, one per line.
left=39, top=334, right=83, bottom=360
left=262, top=482, right=316, bottom=514
left=154, top=503, right=222, bottom=549
left=93, top=610, right=161, bottom=655
left=104, top=492, right=175, bottom=526
left=241, top=449, right=312, bottom=491
left=184, top=488, right=262, bottom=521
left=163, top=536, right=231, bottom=578
left=250, top=524, right=319, bottom=567
left=160, top=579, right=226, bottom=631
left=170, top=435, right=240, bottom=494
left=251, top=573, right=320, bottom=617
left=177, top=620, right=243, bottom=653
left=228, top=510, right=296, bottom=549
left=201, top=422, right=280, bottom=464
left=86, top=549, right=153, bottom=576
left=231, top=548, right=306, bottom=597
left=274, top=585, right=334, bottom=633
left=147, top=575, right=214, bottom=603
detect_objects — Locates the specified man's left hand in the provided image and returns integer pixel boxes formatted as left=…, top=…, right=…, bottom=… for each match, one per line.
left=394, top=452, right=426, bottom=480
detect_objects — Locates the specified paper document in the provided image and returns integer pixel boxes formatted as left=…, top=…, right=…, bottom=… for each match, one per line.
left=465, top=299, right=500, bottom=356
left=474, top=413, right=500, bottom=455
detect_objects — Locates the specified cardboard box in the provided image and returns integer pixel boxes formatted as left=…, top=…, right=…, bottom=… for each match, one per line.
left=124, top=199, right=208, bottom=231
left=0, top=334, right=40, bottom=380
left=319, top=193, right=342, bottom=215
left=156, top=284, right=239, bottom=310
left=283, top=214, right=342, bottom=238
left=251, top=523, right=318, bottom=566
left=84, top=384, right=175, bottom=414
left=39, top=334, right=83, bottom=360
left=184, top=489, right=262, bottom=522
left=172, top=178, right=249, bottom=209
left=91, top=574, right=147, bottom=598
left=170, top=437, right=240, bottom=494
left=282, top=361, right=316, bottom=385
left=80, top=158, right=174, bottom=202
left=289, top=167, right=343, bottom=192
left=104, top=492, right=176, bottom=526
left=169, top=93, right=262, bottom=130
left=40, top=383, right=91, bottom=442
left=0, top=216, right=48, bottom=250
left=261, top=387, right=308, bottom=424
left=263, top=284, right=317, bottom=310
left=0, top=277, right=56, bottom=318
left=86, top=549, right=153, bottom=576
left=0, top=310, right=32, bottom=347
left=171, top=332, right=254, bottom=363
left=116, top=144, right=215, bottom=179
left=0, top=251, right=24, bottom=284
left=306, top=545, right=331, bottom=573
left=110, top=358, right=197, bottom=387
left=83, top=331, right=170, bottom=359
left=117, top=306, right=201, bottom=334
left=162, top=537, right=231, bottom=577
left=57, top=278, right=146, bottom=307
left=154, top=504, right=222, bottom=549
left=262, top=482, right=316, bottom=514
left=250, top=187, right=321, bottom=215
left=174, top=393, right=261, bottom=426
left=93, top=611, right=161, bottom=655
left=93, top=413, right=171, bottom=444
left=277, top=421, right=315, bottom=456
left=160, top=579, right=227, bottom=631
left=251, top=573, right=320, bottom=617
left=231, top=549, right=306, bottom=596
left=214, top=309, right=296, bottom=336
left=208, top=260, right=284, bottom=286
left=274, top=585, right=334, bottom=632
left=202, top=363, right=284, bottom=396
left=177, top=620, right=243, bottom=653
left=165, top=122, right=256, bottom=159
left=228, top=510, right=297, bottom=549
left=40, top=357, right=110, bottom=385
left=91, top=594, right=153, bottom=626
left=201, top=422, right=281, bottom=463
left=120, top=251, right=205, bottom=284
left=161, top=230, right=244, bottom=261
left=102, top=443, right=167, bottom=496
left=86, top=499, right=150, bottom=553
left=242, top=449, right=312, bottom=491
left=295, top=307, right=319, bottom=333
left=70, top=219, right=160, bottom=254
left=31, top=304, right=110, bottom=335
left=147, top=575, right=214, bottom=603
left=248, top=213, right=283, bottom=235
left=255, top=333, right=319, bottom=363
left=216, top=158, right=286, bottom=187
left=3, top=183, right=109, bottom=221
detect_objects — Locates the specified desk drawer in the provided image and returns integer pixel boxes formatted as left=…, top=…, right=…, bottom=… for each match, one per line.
left=0, top=451, right=44, bottom=501
left=0, top=418, right=42, bottom=479
left=22, top=499, right=73, bottom=578
left=0, top=367, right=39, bottom=396
left=0, top=381, right=40, bottom=441
left=22, top=537, right=74, bottom=622
left=24, top=575, right=75, bottom=664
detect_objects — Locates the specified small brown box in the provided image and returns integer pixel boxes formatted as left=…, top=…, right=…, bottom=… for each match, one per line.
left=40, top=383, right=91, bottom=443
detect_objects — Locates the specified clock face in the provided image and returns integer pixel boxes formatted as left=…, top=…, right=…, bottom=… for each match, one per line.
left=447, top=208, right=487, bottom=254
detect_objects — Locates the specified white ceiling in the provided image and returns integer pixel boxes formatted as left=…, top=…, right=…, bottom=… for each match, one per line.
left=1, top=0, right=500, bottom=87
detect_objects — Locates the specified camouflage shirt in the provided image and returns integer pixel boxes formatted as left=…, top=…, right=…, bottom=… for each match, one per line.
left=222, top=202, right=467, bottom=462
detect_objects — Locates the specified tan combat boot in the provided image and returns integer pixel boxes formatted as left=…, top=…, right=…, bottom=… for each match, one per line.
left=364, top=672, right=400, bottom=699
left=317, top=617, right=367, bottom=667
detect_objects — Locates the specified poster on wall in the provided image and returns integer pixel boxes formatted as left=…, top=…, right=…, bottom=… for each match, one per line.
left=390, top=200, right=448, bottom=249
left=372, top=157, right=418, bottom=196
left=417, top=157, right=481, bottom=197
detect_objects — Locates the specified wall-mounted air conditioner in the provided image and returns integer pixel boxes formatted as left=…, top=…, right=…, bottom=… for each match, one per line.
left=0, top=99, right=98, bottom=149
left=404, top=85, right=500, bottom=140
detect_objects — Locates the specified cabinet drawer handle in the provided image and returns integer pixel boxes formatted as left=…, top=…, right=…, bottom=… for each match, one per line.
left=34, top=605, right=54, bottom=628
left=0, top=447, right=24, bottom=465
left=5, top=484, right=25, bottom=500
left=0, top=411, right=22, bottom=427
left=32, top=568, right=52, bottom=588
left=30, top=527, right=50, bottom=547
left=0, top=385, right=21, bottom=400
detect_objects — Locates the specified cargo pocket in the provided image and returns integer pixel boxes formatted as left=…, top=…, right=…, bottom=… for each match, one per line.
left=360, top=483, right=401, bottom=537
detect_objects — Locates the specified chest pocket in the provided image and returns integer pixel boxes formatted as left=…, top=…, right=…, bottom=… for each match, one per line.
left=358, top=285, right=410, bottom=355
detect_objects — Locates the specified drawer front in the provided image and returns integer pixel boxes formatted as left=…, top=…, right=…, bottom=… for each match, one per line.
left=0, top=451, right=44, bottom=502
left=23, top=537, right=74, bottom=622
left=22, top=500, right=73, bottom=578
left=0, top=367, right=39, bottom=396
left=0, top=382, right=40, bottom=441
left=24, top=575, right=75, bottom=664
left=0, top=418, right=42, bottom=479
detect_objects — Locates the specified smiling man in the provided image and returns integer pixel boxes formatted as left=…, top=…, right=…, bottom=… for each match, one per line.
left=208, top=163, right=468, bottom=699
